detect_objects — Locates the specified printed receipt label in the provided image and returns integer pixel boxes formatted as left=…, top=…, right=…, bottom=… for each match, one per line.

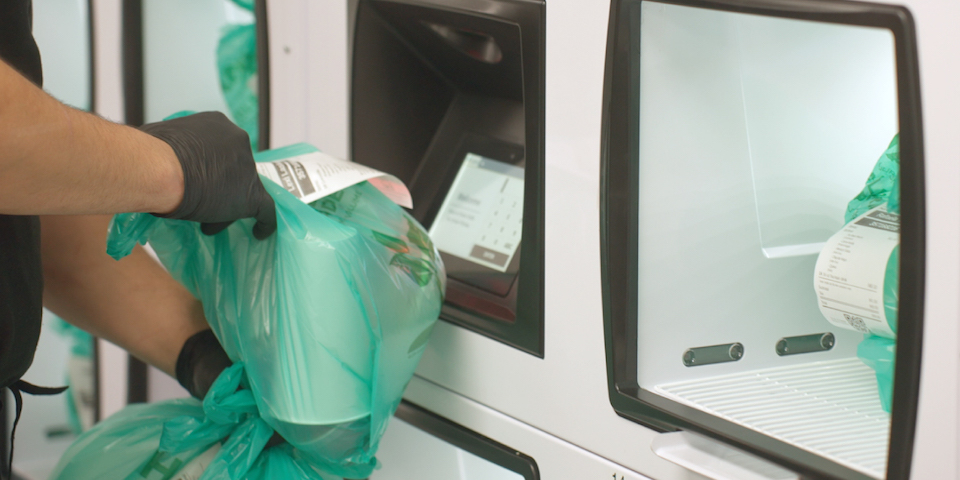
left=814, top=205, right=899, bottom=338
left=256, top=151, right=413, bottom=208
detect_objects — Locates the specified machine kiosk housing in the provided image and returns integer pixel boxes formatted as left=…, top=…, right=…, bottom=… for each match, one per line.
left=352, top=0, right=545, bottom=356
left=600, top=0, right=924, bottom=479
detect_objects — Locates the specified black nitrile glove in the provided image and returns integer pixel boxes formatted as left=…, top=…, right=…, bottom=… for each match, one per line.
left=140, top=112, right=277, bottom=239
left=176, top=329, right=233, bottom=399
left=176, top=329, right=287, bottom=448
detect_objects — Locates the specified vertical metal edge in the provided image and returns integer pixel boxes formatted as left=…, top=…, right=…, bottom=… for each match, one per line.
left=0, top=390, right=6, bottom=473
left=515, top=0, right=547, bottom=359
left=126, top=358, right=147, bottom=404
left=121, top=0, right=143, bottom=126
left=87, top=0, right=101, bottom=424
left=534, top=0, right=546, bottom=359
left=255, top=0, right=270, bottom=151
left=87, top=0, right=96, bottom=112
left=120, top=0, right=147, bottom=405
left=91, top=336, right=101, bottom=423
left=885, top=6, right=924, bottom=480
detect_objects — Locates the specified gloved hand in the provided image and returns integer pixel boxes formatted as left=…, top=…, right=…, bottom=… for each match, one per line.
left=176, top=329, right=233, bottom=399
left=176, top=329, right=286, bottom=448
left=140, top=112, right=276, bottom=239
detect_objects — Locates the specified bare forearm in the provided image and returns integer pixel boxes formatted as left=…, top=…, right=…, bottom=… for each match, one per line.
left=0, top=60, right=182, bottom=215
left=40, top=215, right=207, bottom=376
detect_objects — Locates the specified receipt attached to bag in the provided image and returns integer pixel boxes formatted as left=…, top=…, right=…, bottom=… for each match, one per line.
left=256, top=151, right=413, bottom=208
left=814, top=205, right=899, bottom=338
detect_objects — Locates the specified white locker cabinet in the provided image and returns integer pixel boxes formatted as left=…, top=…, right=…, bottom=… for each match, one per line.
left=247, top=0, right=957, bottom=478
left=601, top=0, right=959, bottom=479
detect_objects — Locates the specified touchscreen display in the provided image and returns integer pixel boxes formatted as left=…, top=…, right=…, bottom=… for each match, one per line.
left=429, top=153, right=525, bottom=272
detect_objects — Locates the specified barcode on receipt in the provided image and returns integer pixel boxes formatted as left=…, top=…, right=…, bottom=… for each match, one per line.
left=843, top=313, right=869, bottom=334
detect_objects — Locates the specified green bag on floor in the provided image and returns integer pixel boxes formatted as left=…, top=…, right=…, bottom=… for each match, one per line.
left=49, top=364, right=336, bottom=480
left=102, top=143, right=444, bottom=478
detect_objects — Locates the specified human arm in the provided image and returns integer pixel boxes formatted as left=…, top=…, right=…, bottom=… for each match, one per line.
left=40, top=214, right=206, bottom=376
left=0, top=60, right=183, bottom=216
left=0, top=60, right=276, bottom=238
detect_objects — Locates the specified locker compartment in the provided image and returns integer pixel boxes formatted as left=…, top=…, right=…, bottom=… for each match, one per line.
left=122, top=0, right=266, bottom=137
left=600, top=1, right=923, bottom=479
left=351, top=0, right=545, bottom=356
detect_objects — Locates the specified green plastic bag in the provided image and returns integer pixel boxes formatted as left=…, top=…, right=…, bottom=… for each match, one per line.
left=49, top=364, right=334, bottom=480
left=103, top=143, right=444, bottom=477
left=858, top=336, right=896, bottom=413
left=844, top=134, right=900, bottom=412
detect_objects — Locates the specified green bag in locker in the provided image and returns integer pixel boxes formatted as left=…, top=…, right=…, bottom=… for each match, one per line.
left=104, top=143, right=445, bottom=478
left=216, top=0, right=259, bottom=149
left=857, top=335, right=896, bottom=413
left=217, top=22, right=258, bottom=150
left=815, top=134, right=900, bottom=412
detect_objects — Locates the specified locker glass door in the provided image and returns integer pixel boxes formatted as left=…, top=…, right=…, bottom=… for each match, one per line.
left=124, top=0, right=264, bottom=144
left=601, top=1, right=923, bottom=479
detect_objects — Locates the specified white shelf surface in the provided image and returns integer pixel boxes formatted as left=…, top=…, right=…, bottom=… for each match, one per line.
left=655, top=358, right=890, bottom=479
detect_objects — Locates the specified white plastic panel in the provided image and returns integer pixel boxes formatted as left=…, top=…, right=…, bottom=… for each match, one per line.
left=635, top=2, right=898, bottom=387
left=142, top=0, right=253, bottom=123
left=266, top=0, right=350, bottom=156
left=906, top=0, right=960, bottom=476
left=372, top=418, right=524, bottom=480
